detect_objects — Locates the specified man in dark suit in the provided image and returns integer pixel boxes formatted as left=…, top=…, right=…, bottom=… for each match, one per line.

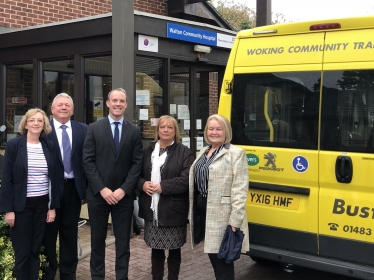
left=83, top=88, right=143, bottom=279
left=42, top=93, right=88, bottom=280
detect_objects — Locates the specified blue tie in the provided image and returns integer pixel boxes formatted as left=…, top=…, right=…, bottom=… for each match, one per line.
left=113, top=122, right=120, bottom=154
left=61, top=125, right=72, bottom=174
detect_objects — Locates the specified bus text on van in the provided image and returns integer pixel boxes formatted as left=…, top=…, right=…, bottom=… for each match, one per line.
left=247, top=41, right=374, bottom=56
left=332, top=199, right=374, bottom=219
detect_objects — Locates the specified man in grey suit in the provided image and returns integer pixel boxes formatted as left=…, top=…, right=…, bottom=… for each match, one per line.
left=83, top=88, right=143, bottom=280
left=43, top=93, right=87, bottom=280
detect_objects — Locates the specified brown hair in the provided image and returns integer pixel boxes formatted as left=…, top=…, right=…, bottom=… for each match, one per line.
left=154, top=115, right=181, bottom=143
left=18, top=108, right=52, bottom=137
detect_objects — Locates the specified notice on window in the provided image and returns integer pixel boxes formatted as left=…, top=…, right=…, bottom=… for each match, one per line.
left=196, top=119, right=202, bottom=129
left=196, top=137, right=203, bottom=150
left=170, top=104, right=177, bottom=114
left=184, top=120, right=190, bottom=130
left=14, top=115, right=22, bottom=133
left=182, top=137, right=190, bottom=148
left=178, top=105, right=190, bottom=120
left=93, top=97, right=103, bottom=117
left=136, top=90, right=150, bottom=106
left=139, top=109, right=148, bottom=120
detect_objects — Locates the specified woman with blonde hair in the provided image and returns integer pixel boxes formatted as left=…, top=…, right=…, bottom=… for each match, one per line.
left=137, top=115, right=194, bottom=280
left=189, top=114, right=249, bottom=280
left=0, top=108, right=59, bottom=279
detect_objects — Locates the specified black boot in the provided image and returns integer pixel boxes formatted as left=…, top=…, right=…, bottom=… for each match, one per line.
left=167, top=258, right=181, bottom=280
left=151, top=257, right=165, bottom=280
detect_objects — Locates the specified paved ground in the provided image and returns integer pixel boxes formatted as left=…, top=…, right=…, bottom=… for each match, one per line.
left=74, top=221, right=349, bottom=280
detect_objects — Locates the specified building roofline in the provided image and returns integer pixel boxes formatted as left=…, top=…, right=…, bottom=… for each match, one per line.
left=0, top=10, right=236, bottom=35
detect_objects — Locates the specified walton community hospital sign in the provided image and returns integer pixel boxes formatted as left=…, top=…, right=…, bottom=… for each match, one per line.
left=167, top=23, right=235, bottom=49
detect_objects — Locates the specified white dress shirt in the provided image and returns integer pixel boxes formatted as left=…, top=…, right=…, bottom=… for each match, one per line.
left=108, top=116, right=124, bottom=143
left=53, top=119, right=74, bottom=179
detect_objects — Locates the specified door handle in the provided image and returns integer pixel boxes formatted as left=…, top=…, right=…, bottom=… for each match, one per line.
left=335, top=156, right=353, bottom=183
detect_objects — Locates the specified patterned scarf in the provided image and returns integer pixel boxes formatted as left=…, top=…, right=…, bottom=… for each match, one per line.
left=150, top=141, right=167, bottom=226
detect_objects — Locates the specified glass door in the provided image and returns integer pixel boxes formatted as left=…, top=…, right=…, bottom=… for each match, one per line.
left=170, top=63, right=191, bottom=150
left=169, top=61, right=224, bottom=155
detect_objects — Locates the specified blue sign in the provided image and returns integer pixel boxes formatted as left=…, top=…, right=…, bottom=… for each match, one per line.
left=292, top=156, right=309, bottom=173
left=167, top=23, right=217, bottom=47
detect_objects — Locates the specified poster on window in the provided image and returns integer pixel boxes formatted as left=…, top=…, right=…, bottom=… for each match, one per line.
left=93, top=97, right=103, bottom=117
left=136, top=90, right=150, bottom=106
left=182, top=137, right=190, bottom=148
left=178, top=105, right=190, bottom=120
left=139, top=109, right=148, bottom=120
left=14, top=115, right=23, bottom=133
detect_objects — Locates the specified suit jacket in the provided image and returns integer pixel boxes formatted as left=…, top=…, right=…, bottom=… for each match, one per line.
left=0, top=134, right=59, bottom=212
left=82, top=117, right=143, bottom=201
left=137, top=142, right=194, bottom=226
left=189, top=143, right=250, bottom=254
left=47, top=119, right=88, bottom=201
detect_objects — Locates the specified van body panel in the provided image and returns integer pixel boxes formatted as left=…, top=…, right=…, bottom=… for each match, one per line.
left=244, top=147, right=319, bottom=235
left=324, top=30, right=374, bottom=63
left=234, top=64, right=323, bottom=74
left=319, top=151, right=374, bottom=242
left=235, top=33, right=325, bottom=67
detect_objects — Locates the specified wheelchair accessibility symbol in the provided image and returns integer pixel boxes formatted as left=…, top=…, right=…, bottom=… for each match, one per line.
left=292, top=156, right=308, bottom=173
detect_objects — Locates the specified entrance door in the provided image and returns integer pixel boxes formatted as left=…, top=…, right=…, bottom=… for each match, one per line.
left=169, top=62, right=224, bottom=155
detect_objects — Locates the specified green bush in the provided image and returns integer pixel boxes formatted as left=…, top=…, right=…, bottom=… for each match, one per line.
left=0, top=213, right=50, bottom=280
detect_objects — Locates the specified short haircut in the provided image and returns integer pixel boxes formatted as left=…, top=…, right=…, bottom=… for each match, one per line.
left=154, top=115, right=181, bottom=143
left=19, top=108, right=52, bottom=137
left=51, top=93, right=74, bottom=108
left=204, top=114, right=232, bottom=145
left=108, top=88, right=127, bottom=101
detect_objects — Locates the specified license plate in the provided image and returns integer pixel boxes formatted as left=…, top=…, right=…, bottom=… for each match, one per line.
left=247, top=190, right=300, bottom=210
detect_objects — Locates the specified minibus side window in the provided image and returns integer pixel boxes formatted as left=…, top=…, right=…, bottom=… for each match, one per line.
left=321, top=70, right=374, bottom=152
left=232, top=72, right=320, bottom=149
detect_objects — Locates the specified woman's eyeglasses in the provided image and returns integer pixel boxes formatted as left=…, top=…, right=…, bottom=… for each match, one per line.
left=27, top=119, right=44, bottom=124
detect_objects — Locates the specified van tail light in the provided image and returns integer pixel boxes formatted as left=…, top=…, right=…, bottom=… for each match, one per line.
left=310, top=23, right=341, bottom=30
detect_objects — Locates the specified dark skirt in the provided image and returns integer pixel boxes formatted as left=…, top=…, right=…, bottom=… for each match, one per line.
left=144, top=220, right=187, bottom=250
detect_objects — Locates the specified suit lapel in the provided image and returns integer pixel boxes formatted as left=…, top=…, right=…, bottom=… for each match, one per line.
left=50, top=119, right=63, bottom=164
left=71, top=121, right=78, bottom=155
left=211, top=146, right=229, bottom=163
left=118, top=119, right=129, bottom=156
left=103, top=118, right=117, bottom=156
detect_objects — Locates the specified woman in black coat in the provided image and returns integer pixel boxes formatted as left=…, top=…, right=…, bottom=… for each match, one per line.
left=0, top=108, right=59, bottom=280
left=137, top=115, right=194, bottom=280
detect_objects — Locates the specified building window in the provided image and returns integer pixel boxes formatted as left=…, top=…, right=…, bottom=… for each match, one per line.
left=135, top=55, right=165, bottom=144
left=42, top=59, right=74, bottom=117
left=84, top=56, right=112, bottom=124
left=6, top=64, right=33, bottom=140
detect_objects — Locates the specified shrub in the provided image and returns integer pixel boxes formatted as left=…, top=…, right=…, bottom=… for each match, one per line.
left=0, top=213, right=50, bottom=280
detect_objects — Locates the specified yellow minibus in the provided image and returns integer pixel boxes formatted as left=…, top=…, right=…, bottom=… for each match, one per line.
left=218, top=16, right=374, bottom=279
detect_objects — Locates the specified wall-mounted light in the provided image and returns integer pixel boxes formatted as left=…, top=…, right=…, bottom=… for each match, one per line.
left=194, top=45, right=211, bottom=53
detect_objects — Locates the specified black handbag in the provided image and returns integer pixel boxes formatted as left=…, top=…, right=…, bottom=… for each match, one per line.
left=217, top=225, right=245, bottom=263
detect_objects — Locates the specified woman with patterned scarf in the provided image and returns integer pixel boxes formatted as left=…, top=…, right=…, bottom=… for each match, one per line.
left=137, top=115, right=194, bottom=280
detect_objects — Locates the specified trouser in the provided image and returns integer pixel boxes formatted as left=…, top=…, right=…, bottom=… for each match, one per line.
left=195, top=194, right=207, bottom=243
left=88, top=195, right=133, bottom=280
left=208, top=253, right=235, bottom=280
left=11, top=195, right=49, bottom=280
left=42, top=179, right=81, bottom=280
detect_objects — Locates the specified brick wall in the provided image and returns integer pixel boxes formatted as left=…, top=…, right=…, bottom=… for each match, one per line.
left=0, top=0, right=167, bottom=28
left=209, top=72, right=219, bottom=115
left=134, top=0, right=167, bottom=16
